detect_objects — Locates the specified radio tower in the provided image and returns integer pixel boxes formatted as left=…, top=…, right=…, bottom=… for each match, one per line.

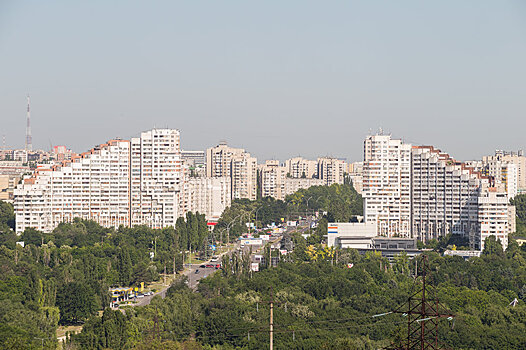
left=25, top=94, right=32, bottom=152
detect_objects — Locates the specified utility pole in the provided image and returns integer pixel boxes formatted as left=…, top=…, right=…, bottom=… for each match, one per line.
left=270, top=287, right=274, bottom=350
left=391, top=255, right=454, bottom=350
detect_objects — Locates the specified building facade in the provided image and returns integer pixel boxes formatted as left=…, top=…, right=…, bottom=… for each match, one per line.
left=363, top=134, right=412, bottom=237
left=15, top=139, right=132, bottom=233
left=285, top=157, right=318, bottom=179
left=182, top=177, right=231, bottom=222
left=130, top=129, right=183, bottom=229
left=15, top=129, right=191, bottom=234
left=259, top=160, right=287, bottom=200
left=206, top=143, right=257, bottom=200
left=483, top=150, right=526, bottom=193
left=317, top=157, right=346, bottom=186
left=411, top=146, right=486, bottom=244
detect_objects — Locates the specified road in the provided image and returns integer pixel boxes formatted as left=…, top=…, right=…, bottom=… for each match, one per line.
left=184, top=263, right=220, bottom=290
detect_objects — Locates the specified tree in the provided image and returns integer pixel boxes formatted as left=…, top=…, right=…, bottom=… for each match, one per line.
left=482, top=235, right=504, bottom=257
left=56, top=282, right=97, bottom=325
left=0, top=201, right=15, bottom=231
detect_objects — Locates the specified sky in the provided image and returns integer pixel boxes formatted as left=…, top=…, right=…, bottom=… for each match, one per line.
left=1, top=1, right=526, bottom=162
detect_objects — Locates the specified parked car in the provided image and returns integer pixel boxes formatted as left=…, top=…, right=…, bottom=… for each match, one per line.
left=205, top=264, right=214, bottom=268
left=194, top=269, right=200, bottom=274
left=215, top=264, right=221, bottom=269
left=200, top=264, right=206, bottom=268
left=136, top=294, right=145, bottom=298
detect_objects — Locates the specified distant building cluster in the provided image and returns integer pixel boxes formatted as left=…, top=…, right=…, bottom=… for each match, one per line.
left=14, top=129, right=230, bottom=233
left=358, top=132, right=522, bottom=251
left=12, top=129, right=351, bottom=234
left=9, top=124, right=521, bottom=253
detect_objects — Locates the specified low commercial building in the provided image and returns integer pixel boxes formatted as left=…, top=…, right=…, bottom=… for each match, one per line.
left=327, top=222, right=377, bottom=248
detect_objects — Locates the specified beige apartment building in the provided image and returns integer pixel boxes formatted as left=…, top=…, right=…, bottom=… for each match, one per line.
left=483, top=150, right=526, bottom=193
left=0, top=174, right=21, bottom=202
left=285, top=157, right=318, bottom=179
left=182, top=176, right=231, bottom=222
left=259, top=160, right=286, bottom=200
left=206, top=142, right=257, bottom=200
left=317, top=157, right=346, bottom=186
left=283, top=178, right=324, bottom=196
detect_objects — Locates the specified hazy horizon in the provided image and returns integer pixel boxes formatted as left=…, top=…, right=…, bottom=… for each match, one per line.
left=2, top=1, right=526, bottom=162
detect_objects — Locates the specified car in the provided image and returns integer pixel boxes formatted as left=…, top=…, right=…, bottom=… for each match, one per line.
left=215, top=264, right=221, bottom=269
left=210, top=256, right=219, bottom=262
left=136, top=294, right=145, bottom=298
left=205, top=264, right=214, bottom=268
left=194, top=269, right=200, bottom=274
left=199, top=264, right=206, bottom=268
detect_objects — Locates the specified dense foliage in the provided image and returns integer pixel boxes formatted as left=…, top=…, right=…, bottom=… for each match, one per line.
left=511, top=194, right=526, bottom=236
left=70, top=235, right=526, bottom=349
left=0, top=209, right=209, bottom=349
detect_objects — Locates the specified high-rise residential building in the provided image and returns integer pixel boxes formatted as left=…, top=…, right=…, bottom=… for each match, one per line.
left=14, top=129, right=190, bottom=234
left=130, top=129, right=182, bottom=229
left=231, top=154, right=258, bottom=200
left=15, top=139, right=132, bottom=233
left=363, top=134, right=412, bottom=237
left=182, top=177, right=231, bottom=222
left=206, top=142, right=257, bottom=200
left=317, top=157, right=346, bottom=186
left=411, top=146, right=487, bottom=244
left=483, top=150, right=526, bottom=193
left=285, top=157, right=318, bottom=179
left=259, top=160, right=287, bottom=200
left=478, top=186, right=510, bottom=250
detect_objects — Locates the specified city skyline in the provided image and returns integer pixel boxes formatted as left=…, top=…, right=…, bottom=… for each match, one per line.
left=2, top=1, right=526, bottom=161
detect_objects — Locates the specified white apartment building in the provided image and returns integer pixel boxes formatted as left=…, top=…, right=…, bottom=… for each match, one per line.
left=15, top=129, right=188, bottom=234
left=363, top=134, right=412, bottom=237
left=15, top=140, right=132, bottom=233
left=130, top=129, right=182, bottom=229
left=206, top=143, right=257, bottom=200
left=182, top=177, right=231, bottom=222
left=483, top=150, right=526, bottom=193
left=411, top=146, right=486, bottom=244
left=285, top=157, right=318, bottom=179
left=317, top=157, right=346, bottom=186
left=259, top=160, right=287, bottom=200
left=478, top=187, right=510, bottom=250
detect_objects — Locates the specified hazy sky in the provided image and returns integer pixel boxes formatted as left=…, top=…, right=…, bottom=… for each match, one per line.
left=1, top=1, right=526, bottom=162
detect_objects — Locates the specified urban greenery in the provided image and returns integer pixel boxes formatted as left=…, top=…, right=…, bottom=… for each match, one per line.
left=69, top=236, right=526, bottom=349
